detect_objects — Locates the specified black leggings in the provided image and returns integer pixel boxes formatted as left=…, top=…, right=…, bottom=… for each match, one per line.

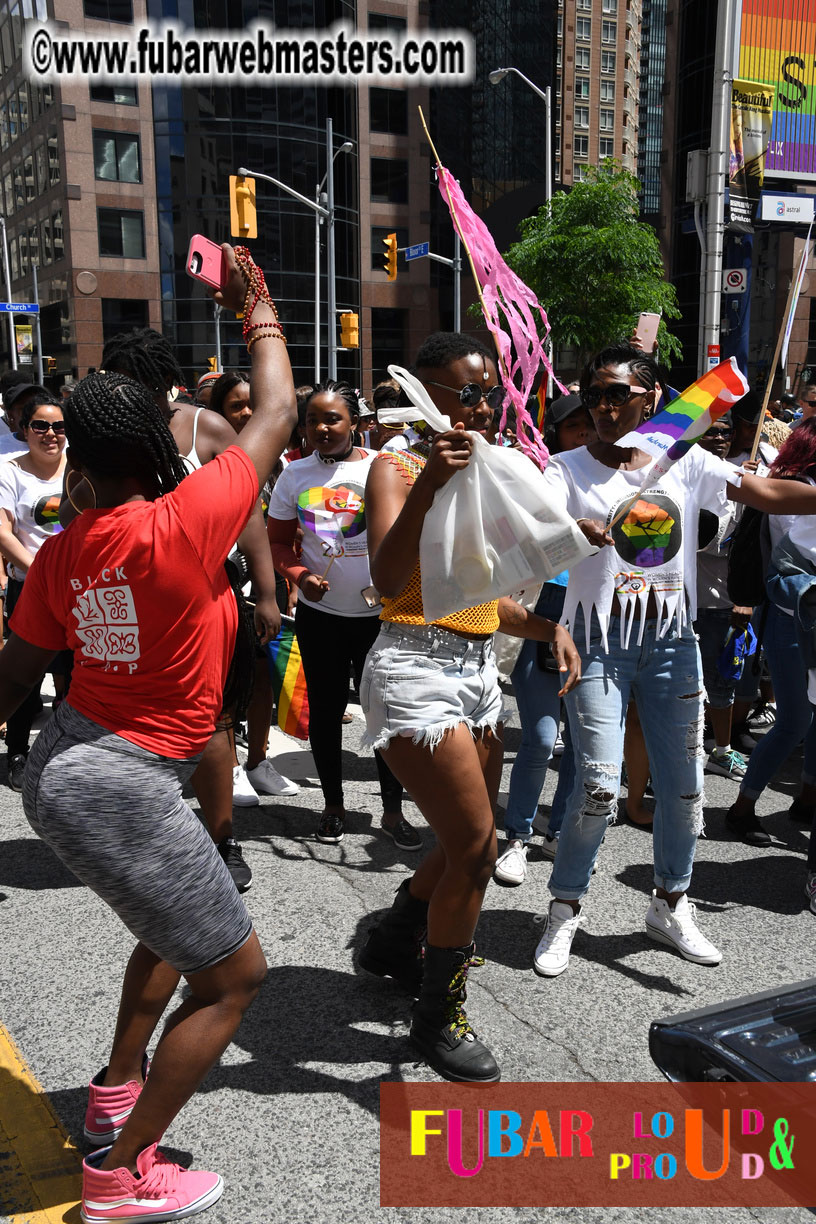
left=294, top=600, right=402, bottom=810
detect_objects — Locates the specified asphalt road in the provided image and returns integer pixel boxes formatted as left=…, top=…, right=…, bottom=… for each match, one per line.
left=1, top=685, right=814, bottom=1224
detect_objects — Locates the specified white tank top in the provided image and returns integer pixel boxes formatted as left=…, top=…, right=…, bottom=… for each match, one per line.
left=182, top=406, right=204, bottom=472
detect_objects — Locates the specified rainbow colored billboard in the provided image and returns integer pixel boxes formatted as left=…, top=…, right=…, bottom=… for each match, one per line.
left=738, top=0, right=816, bottom=178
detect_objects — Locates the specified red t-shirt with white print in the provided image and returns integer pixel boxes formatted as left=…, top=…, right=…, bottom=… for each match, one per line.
left=11, top=446, right=258, bottom=759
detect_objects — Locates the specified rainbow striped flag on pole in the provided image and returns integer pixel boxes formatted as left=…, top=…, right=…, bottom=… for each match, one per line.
left=266, top=615, right=310, bottom=740
left=610, top=358, right=749, bottom=528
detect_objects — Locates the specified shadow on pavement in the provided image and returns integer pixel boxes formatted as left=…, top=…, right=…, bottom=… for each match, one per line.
left=0, top=838, right=81, bottom=891
left=201, top=966, right=414, bottom=1118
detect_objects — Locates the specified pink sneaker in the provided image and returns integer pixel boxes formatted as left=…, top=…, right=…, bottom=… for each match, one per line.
left=81, top=1143, right=223, bottom=1223
left=83, top=1057, right=149, bottom=1146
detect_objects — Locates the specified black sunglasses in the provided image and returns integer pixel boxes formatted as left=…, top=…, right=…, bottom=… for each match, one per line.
left=422, top=380, right=506, bottom=412
left=704, top=427, right=733, bottom=438
left=28, top=419, right=65, bottom=434
left=581, top=382, right=649, bottom=411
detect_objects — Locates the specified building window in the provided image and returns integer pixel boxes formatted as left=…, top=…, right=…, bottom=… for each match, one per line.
left=40, top=216, right=52, bottom=264
left=575, top=47, right=590, bottom=70
left=574, top=135, right=589, bottom=159
left=369, top=88, right=408, bottom=135
left=574, top=164, right=588, bottom=182
left=557, top=14, right=562, bottom=36
left=93, top=130, right=141, bottom=182
left=28, top=224, right=39, bottom=268
left=602, top=20, right=617, bottom=42
left=370, top=157, right=408, bottom=204
left=600, top=108, right=615, bottom=131
left=90, top=83, right=138, bottom=104
left=371, top=226, right=409, bottom=271
left=600, top=80, right=615, bottom=102
left=19, top=231, right=28, bottom=277
left=600, top=137, right=614, bottom=158
left=97, top=208, right=145, bottom=258
left=556, top=46, right=561, bottom=68
left=82, top=0, right=133, bottom=20
left=575, top=78, right=590, bottom=100
left=52, top=208, right=64, bottom=261
left=555, top=134, right=561, bottom=155
left=556, top=74, right=561, bottom=96
left=602, top=0, right=617, bottom=11
left=101, top=298, right=148, bottom=346
left=576, top=17, right=591, bottom=39
left=575, top=106, right=590, bottom=129
left=577, top=0, right=591, bottom=7
left=602, top=50, right=616, bottom=72
left=23, top=154, right=35, bottom=203
left=18, top=83, right=28, bottom=134
left=368, top=12, right=406, bottom=29
left=47, top=128, right=60, bottom=185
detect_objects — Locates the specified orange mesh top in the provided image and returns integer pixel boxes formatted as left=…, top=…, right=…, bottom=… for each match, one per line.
left=375, top=447, right=500, bottom=634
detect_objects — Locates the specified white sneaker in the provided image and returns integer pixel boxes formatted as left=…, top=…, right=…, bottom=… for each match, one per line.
left=552, top=733, right=565, bottom=757
left=805, top=872, right=816, bottom=915
left=644, top=891, right=721, bottom=965
left=705, top=747, right=747, bottom=779
left=494, top=839, right=528, bottom=885
left=533, top=901, right=583, bottom=977
left=749, top=703, right=776, bottom=729
left=247, top=758, right=300, bottom=796
left=232, top=765, right=260, bottom=807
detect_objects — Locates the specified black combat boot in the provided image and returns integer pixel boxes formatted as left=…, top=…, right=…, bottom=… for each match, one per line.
left=358, top=878, right=428, bottom=995
left=410, top=944, right=500, bottom=1083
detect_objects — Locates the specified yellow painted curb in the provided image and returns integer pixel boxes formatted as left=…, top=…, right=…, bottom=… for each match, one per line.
left=0, top=1020, right=82, bottom=1223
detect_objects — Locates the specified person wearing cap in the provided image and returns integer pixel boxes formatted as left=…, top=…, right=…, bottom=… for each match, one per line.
left=494, top=392, right=596, bottom=886
left=194, top=370, right=221, bottom=408
left=728, top=390, right=780, bottom=470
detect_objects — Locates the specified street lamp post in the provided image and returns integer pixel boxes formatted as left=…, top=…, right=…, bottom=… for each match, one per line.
left=489, top=66, right=553, bottom=394
left=239, top=124, right=353, bottom=383
left=488, top=66, right=552, bottom=205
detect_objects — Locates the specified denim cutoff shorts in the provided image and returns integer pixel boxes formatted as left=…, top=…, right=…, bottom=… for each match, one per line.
left=360, top=620, right=506, bottom=753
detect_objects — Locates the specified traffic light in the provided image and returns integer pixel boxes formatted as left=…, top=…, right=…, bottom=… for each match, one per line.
left=207, top=356, right=218, bottom=372
left=382, top=232, right=397, bottom=281
left=339, top=312, right=359, bottom=349
left=229, top=175, right=257, bottom=240
left=45, top=356, right=56, bottom=373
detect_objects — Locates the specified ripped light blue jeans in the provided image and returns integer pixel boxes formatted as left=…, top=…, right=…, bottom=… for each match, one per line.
left=550, top=611, right=705, bottom=902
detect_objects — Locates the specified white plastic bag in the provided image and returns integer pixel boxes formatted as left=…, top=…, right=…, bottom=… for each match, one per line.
left=386, top=366, right=594, bottom=623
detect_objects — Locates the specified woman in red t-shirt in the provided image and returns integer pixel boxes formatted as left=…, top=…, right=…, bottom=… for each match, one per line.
left=0, top=247, right=295, bottom=1223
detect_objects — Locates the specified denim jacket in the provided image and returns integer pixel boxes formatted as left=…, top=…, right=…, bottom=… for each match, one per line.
left=766, top=534, right=816, bottom=670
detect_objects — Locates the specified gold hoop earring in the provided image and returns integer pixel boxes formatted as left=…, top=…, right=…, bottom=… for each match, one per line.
left=66, top=471, right=97, bottom=515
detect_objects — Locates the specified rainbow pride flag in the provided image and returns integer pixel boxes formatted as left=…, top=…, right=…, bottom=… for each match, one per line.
left=620, top=357, right=749, bottom=481
left=266, top=617, right=310, bottom=740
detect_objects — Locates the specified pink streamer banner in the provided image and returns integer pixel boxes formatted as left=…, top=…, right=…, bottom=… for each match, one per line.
left=437, top=167, right=566, bottom=468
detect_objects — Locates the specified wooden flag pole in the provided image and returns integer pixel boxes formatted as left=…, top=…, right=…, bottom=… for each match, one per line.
left=749, top=269, right=799, bottom=463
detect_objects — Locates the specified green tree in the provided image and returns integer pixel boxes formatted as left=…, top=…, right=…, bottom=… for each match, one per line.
left=504, top=161, right=682, bottom=372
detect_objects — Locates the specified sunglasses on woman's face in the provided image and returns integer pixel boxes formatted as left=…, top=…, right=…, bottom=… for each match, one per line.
left=28, top=419, right=65, bottom=434
left=422, top=380, right=506, bottom=412
left=704, top=427, right=733, bottom=439
left=581, top=382, right=649, bottom=411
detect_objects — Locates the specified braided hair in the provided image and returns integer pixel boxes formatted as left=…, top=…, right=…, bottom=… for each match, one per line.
left=102, top=328, right=184, bottom=396
left=304, top=379, right=360, bottom=422
left=580, top=342, right=660, bottom=395
left=65, top=372, right=188, bottom=495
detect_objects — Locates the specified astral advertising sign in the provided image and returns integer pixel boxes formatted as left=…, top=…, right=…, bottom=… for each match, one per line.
left=729, top=79, right=773, bottom=230
left=738, top=0, right=816, bottom=179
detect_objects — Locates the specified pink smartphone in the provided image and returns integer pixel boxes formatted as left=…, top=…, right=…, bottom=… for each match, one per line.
left=634, top=311, right=661, bottom=354
left=186, top=235, right=227, bottom=290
